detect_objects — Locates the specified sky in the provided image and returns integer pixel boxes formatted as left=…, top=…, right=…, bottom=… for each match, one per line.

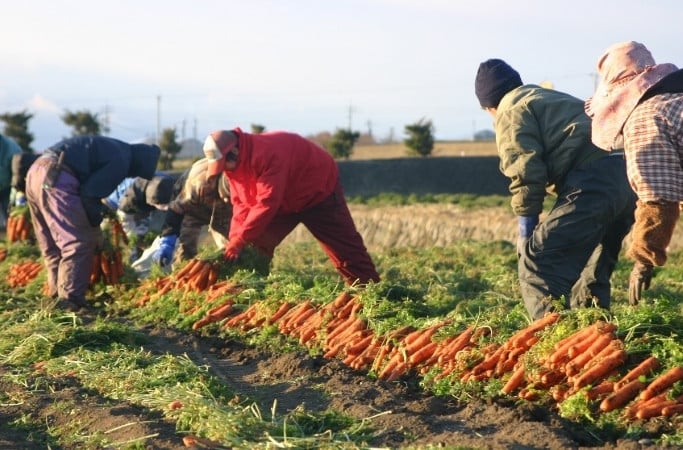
left=1, top=0, right=682, bottom=151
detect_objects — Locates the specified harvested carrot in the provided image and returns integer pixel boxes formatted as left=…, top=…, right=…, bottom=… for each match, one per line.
left=614, top=356, right=660, bottom=391
left=585, top=381, right=615, bottom=401
left=509, top=312, right=560, bottom=349
left=636, top=400, right=679, bottom=420
left=600, top=379, right=645, bottom=412
left=408, top=341, right=438, bottom=366
left=640, top=366, right=683, bottom=401
left=267, top=302, right=293, bottom=325
left=550, top=321, right=616, bottom=364
left=501, top=363, right=526, bottom=395
left=565, top=333, right=615, bottom=377
left=346, top=333, right=375, bottom=357
left=573, top=348, right=627, bottom=389
left=662, top=403, right=683, bottom=417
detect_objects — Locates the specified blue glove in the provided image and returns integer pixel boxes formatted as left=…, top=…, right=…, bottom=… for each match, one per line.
left=153, top=234, right=177, bottom=266
left=14, top=192, right=26, bottom=206
left=517, top=215, right=539, bottom=239
left=517, top=215, right=539, bottom=257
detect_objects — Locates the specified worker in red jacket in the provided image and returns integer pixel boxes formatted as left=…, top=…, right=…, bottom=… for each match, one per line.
left=203, top=127, right=380, bottom=286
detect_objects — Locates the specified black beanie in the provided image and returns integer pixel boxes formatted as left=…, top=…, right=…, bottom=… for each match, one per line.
left=145, top=175, right=175, bottom=206
left=475, top=59, right=523, bottom=108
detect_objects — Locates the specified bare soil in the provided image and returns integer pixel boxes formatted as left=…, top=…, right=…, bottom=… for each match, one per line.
left=0, top=319, right=671, bottom=450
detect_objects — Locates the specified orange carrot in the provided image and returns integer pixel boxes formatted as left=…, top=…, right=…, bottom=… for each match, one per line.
left=471, top=345, right=505, bottom=375
left=640, top=366, right=683, bottom=401
left=635, top=399, right=678, bottom=420
left=408, top=341, right=438, bottom=366
left=565, top=332, right=615, bottom=377
left=346, top=333, right=375, bottom=356
left=539, top=369, right=566, bottom=388
left=208, top=302, right=234, bottom=320
left=501, top=363, right=526, bottom=395
left=600, top=379, right=645, bottom=412
left=371, top=343, right=394, bottom=373
left=662, top=403, right=683, bottom=417
left=573, top=348, right=627, bottom=389
left=329, top=291, right=354, bottom=311
left=509, top=312, right=560, bottom=349
left=175, top=258, right=199, bottom=279
left=550, top=321, right=616, bottom=363
left=614, top=356, right=660, bottom=391
left=585, top=381, right=615, bottom=401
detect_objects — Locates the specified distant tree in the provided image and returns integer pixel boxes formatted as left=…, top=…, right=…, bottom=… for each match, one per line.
left=0, top=110, right=34, bottom=152
left=158, top=128, right=182, bottom=170
left=307, top=131, right=332, bottom=148
left=250, top=124, right=266, bottom=134
left=325, top=128, right=360, bottom=160
left=61, top=109, right=104, bottom=136
left=473, top=129, right=495, bottom=141
left=404, top=118, right=434, bottom=157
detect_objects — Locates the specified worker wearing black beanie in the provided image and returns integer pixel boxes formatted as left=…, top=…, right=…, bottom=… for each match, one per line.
left=475, top=58, right=523, bottom=108
left=473, top=57, right=636, bottom=320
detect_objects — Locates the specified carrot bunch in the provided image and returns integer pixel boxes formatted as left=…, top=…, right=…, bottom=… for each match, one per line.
left=0, top=247, right=7, bottom=261
left=134, top=258, right=226, bottom=308
left=6, top=207, right=32, bottom=243
left=90, top=248, right=124, bottom=286
left=6, top=260, right=43, bottom=287
left=90, top=216, right=130, bottom=287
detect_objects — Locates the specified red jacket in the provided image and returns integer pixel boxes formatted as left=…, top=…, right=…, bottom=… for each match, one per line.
left=225, top=128, right=338, bottom=248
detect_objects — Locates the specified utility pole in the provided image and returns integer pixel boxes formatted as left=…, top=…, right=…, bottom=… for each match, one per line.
left=156, top=94, right=161, bottom=144
left=347, top=102, right=355, bottom=130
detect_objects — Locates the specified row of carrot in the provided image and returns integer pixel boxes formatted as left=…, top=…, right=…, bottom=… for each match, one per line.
left=6, top=260, right=43, bottom=287
left=131, top=257, right=683, bottom=422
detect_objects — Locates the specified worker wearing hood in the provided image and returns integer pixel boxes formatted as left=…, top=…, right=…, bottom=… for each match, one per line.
left=25, top=136, right=160, bottom=312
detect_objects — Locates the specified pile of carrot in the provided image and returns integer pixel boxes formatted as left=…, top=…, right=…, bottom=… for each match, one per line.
left=133, top=257, right=228, bottom=308
left=131, top=258, right=683, bottom=422
left=6, top=260, right=43, bottom=287
left=6, top=208, right=32, bottom=243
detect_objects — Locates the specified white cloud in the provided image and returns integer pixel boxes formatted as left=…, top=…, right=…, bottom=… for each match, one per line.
left=26, top=94, right=61, bottom=114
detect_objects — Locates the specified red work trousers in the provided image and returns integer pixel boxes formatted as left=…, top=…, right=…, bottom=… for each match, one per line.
left=251, top=180, right=379, bottom=286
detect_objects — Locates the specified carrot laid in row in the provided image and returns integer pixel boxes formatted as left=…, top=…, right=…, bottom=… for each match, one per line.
left=640, top=366, right=683, bottom=401
left=600, top=379, right=645, bottom=412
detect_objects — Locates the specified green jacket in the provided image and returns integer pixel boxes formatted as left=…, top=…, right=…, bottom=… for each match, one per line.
left=0, top=134, right=22, bottom=193
left=494, top=85, right=606, bottom=216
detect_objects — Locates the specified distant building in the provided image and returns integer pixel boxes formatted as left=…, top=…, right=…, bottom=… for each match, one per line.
left=178, top=138, right=203, bottom=160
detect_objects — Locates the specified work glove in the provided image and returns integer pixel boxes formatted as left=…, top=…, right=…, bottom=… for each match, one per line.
left=14, top=192, right=26, bottom=207
left=628, top=262, right=653, bottom=306
left=153, top=234, right=177, bottom=266
left=516, top=215, right=539, bottom=257
left=223, top=240, right=244, bottom=263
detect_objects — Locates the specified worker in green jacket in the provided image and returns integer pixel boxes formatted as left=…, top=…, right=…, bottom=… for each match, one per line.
left=474, top=58, right=636, bottom=319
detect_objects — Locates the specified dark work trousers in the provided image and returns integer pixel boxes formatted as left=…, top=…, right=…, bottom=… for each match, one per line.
left=251, top=180, right=380, bottom=286
left=25, top=156, right=100, bottom=304
left=518, top=155, right=636, bottom=319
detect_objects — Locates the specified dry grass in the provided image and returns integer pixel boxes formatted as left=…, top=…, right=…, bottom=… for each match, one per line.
left=349, top=141, right=497, bottom=160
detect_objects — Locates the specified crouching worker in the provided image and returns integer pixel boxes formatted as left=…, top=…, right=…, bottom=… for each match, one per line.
left=131, top=158, right=233, bottom=277
left=203, top=127, right=380, bottom=286
left=25, top=136, right=160, bottom=312
left=102, top=173, right=175, bottom=260
left=474, top=59, right=636, bottom=319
